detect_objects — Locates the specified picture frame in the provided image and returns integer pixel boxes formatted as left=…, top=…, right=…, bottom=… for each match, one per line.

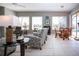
left=45, top=16, right=50, bottom=25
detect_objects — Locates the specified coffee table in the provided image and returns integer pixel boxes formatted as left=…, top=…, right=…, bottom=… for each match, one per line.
left=0, top=36, right=30, bottom=56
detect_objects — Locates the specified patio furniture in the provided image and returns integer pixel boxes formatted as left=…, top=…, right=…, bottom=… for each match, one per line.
left=62, top=28, right=70, bottom=40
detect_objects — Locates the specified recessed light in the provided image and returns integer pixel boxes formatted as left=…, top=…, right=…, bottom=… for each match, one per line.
left=60, top=5, right=64, bottom=8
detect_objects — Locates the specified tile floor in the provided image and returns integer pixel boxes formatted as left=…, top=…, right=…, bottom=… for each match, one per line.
left=10, top=34, right=79, bottom=56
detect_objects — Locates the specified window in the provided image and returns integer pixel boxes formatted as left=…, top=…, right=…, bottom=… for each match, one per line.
left=18, top=16, right=30, bottom=30
left=52, top=16, right=67, bottom=30
left=32, top=17, right=42, bottom=30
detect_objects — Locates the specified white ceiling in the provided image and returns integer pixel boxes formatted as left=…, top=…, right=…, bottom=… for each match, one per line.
left=0, top=3, right=79, bottom=12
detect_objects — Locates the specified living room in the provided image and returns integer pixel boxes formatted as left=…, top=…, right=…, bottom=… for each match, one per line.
left=0, top=3, right=79, bottom=56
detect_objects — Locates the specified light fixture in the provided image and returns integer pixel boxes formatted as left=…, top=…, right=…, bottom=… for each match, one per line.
left=12, top=3, right=25, bottom=8
left=60, top=5, right=64, bottom=8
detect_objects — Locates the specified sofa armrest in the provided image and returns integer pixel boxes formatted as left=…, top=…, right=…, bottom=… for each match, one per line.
left=25, top=35, right=41, bottom=40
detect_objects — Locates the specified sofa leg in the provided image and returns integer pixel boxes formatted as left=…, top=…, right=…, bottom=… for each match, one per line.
left=40, top=47, right=42, bottom=50
left=44, top=41, right=46, bottom=44
left=63, top=38, right=65, bottom=40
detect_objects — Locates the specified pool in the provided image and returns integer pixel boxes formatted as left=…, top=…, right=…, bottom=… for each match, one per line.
left=73, top=29, right=79, bottom=32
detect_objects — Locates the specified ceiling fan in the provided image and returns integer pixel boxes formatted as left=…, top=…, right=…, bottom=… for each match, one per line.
left=12, top=3, right=26, bottom=8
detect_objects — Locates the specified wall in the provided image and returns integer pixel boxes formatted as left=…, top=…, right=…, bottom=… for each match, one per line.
left=0, top=6, right=16, bottom=16
left=0, top=16, right=18, bottom=27
left=0, top=7, right=17, bottom=27
left=4, top=8, right=17, bottom=27
left=0, top=16, right=13, bottom=27
left=5, top=8, right=15, bottom=16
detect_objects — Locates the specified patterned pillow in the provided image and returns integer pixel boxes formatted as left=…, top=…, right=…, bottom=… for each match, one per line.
left=39, top=29, right=43, bottom=38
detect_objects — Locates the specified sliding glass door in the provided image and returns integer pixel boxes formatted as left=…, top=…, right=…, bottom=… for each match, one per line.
left=77, top=12, right=79, bottom=38
left=72, top=14, right=77, bottom=38
left=72, top=12, right=79, bottom=38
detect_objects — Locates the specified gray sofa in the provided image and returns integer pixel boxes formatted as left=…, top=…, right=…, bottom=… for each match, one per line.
left=25, top=28, right=48, bottom=50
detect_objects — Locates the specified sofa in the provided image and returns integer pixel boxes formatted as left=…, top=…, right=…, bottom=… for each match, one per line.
left=25, top=28, right=48, bottom=50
